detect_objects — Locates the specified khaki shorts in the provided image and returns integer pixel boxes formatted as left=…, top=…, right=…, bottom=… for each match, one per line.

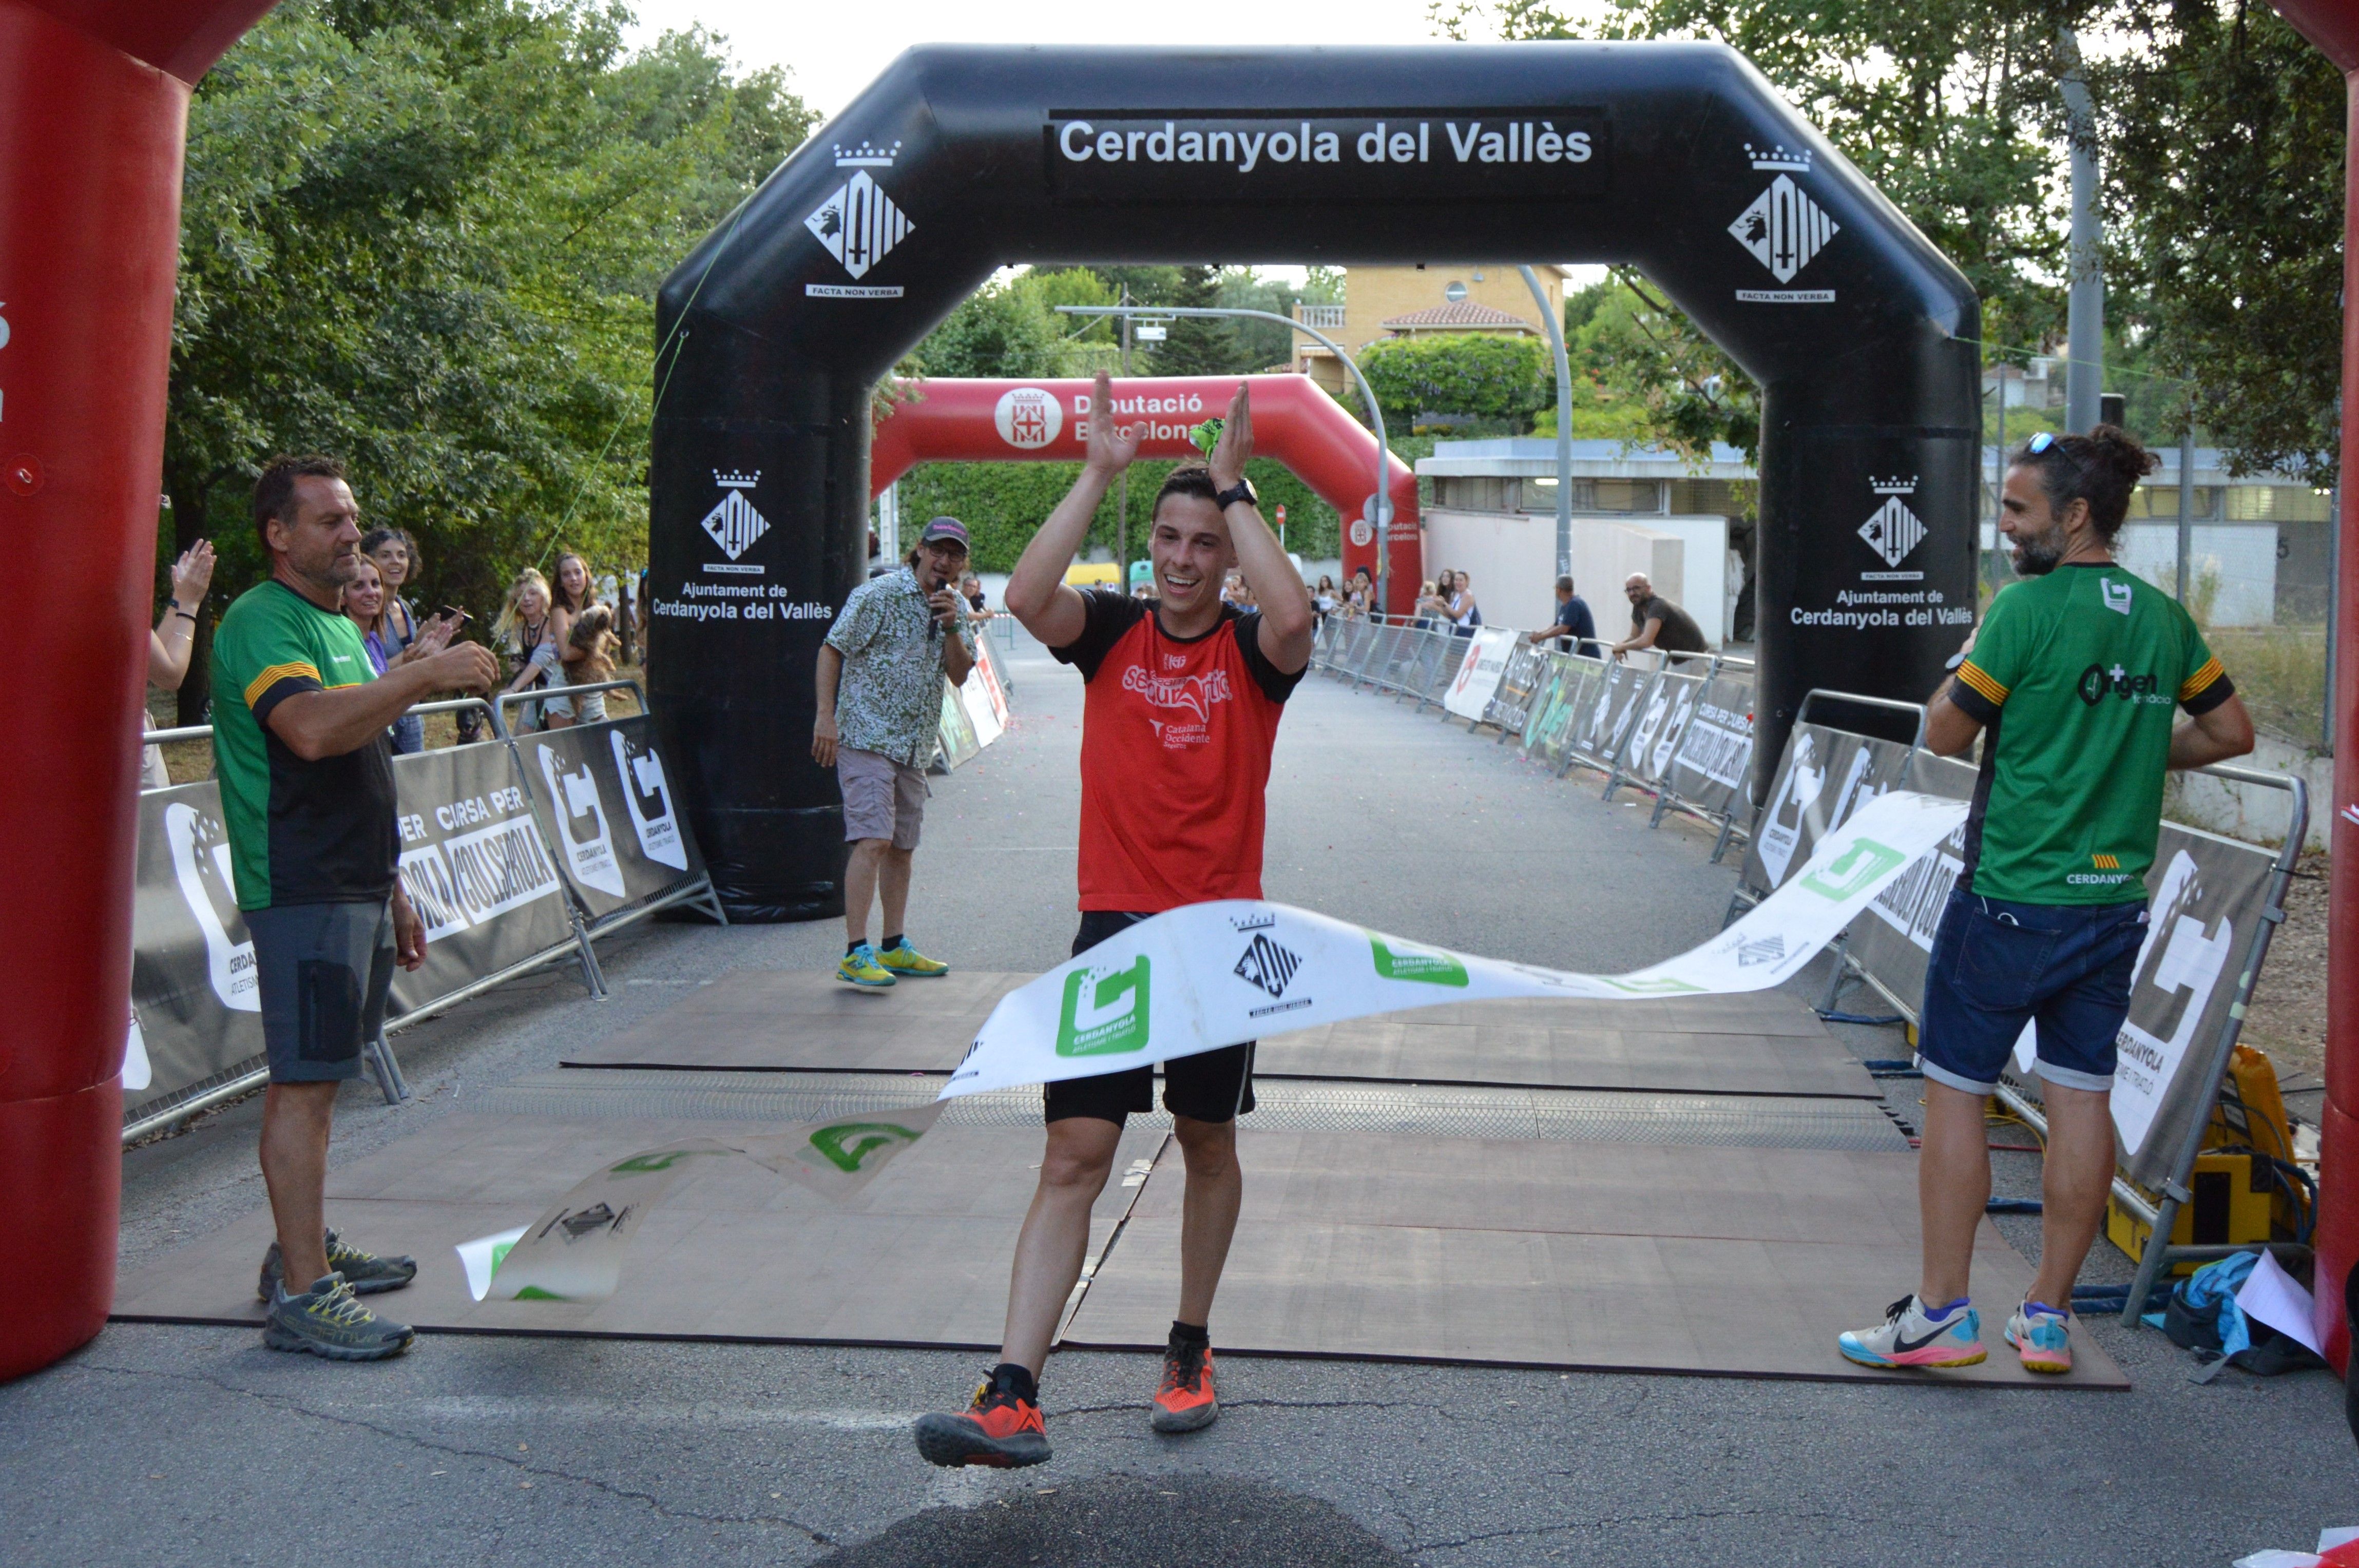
left=837, top=746, right=928, bottom=849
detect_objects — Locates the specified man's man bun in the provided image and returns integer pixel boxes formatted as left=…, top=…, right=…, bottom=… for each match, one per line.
left=2011, top=423, right=2158, bottom=542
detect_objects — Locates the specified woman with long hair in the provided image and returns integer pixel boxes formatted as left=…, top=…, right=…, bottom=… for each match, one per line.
left=341, top=557, right=427, bottom=753
left=495, top=567, right=558, bottom=731
left=544, top=551, right=594, bottom=728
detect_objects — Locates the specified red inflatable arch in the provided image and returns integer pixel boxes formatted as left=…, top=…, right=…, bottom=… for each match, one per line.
left=0, top=0, right=276, bottom=1382
left=870, top=375, right=1422, bottom=608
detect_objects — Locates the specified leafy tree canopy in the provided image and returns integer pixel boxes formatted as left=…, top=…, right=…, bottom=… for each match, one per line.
left=1359, top=333, right=1553, bottom=433
left=168, top=0, right=815, bottom=633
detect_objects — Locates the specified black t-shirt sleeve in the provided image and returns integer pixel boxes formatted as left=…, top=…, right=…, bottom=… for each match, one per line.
left=1232, top=610, right=1306, bottom=705
left=1047, top=588, right=1145, bottom=681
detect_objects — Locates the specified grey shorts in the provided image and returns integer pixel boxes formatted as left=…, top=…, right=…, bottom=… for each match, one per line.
left=247, top=900, right=396, bottom=1083
left=838, top=746, right=928, bottom=849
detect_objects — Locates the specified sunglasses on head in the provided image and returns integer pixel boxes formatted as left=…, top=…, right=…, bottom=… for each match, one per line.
left=2026, top=431, right=2058, bottom=454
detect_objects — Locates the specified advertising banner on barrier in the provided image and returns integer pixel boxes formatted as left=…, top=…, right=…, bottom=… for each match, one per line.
left=1740, top=722, right=1912, bottom=893
left=1663, top=673, right=1756, bottom=821
left=518, top=715, right=707, bottom=922
left=1571, top=659, right=1653, bottom=769
left=958, top=670, right=1004, bottom=748
left=1619, top=666, right=1706, bottom=790
left=1522, top=654, right=1603, bottom=770
left=1441, top=628, right=1516, bottom=722
left=936, top=677, right=982, bottom=769
left=1750, top=720, right=2280, bottom=1187
left=388, top=741, right=576, bottom=1014
left=126, top=782, right=266, bottom=1115
left=968, top=637, right=1012, bottom=734
left=1482, top=643, right=1548, bottom=734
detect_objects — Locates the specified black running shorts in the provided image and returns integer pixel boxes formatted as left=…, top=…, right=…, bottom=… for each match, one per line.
left=1043, top=911, right=1257, bottom=1127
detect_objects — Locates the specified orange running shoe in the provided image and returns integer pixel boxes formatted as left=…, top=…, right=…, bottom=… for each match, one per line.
left=1151, top=1335, right=1220, bottom=1433
left=913, top=1366, right=1050, bottom=1468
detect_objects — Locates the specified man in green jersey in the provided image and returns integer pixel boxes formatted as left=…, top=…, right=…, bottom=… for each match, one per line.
left=213, top=455, right=496, bottom=1360
left=1839, top=427, right=2254, bottom=1377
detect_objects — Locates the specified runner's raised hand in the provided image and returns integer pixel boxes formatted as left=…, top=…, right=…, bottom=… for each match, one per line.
left=1208, top=380, right=1254, bottom=489
left=1085, top=370, right=1140, bottom=473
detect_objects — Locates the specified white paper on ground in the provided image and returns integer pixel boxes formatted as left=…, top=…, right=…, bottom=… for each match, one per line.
left=942, top=790, right=1969, bottom=1099
left=457, top=1226, right=528, bottom=1302
left=2234, top=1248, right=2323, bottom=1356
left=2232, top=1552, right=2324, bottom=1568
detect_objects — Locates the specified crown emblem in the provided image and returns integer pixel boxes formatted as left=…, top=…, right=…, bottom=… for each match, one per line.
left=1869, top=475, right=1917, bottom=495
left=833, top=140, right=902, bottom=168
left=713, top=470, right=760, bottom=490
left=1746, top=142, right=1812, bottom=172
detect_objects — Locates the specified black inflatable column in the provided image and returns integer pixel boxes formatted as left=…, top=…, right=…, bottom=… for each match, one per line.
left=647, top=326, right=871, bottom=921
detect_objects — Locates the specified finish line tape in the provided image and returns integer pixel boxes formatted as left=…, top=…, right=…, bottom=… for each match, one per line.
left=460, top=790, right=1965, bottom=1303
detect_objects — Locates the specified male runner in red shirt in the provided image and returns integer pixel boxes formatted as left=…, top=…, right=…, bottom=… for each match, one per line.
left=914, top=374, right=1313, bottom=1468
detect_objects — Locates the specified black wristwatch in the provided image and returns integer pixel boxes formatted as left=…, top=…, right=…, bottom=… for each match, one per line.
left=1213, top=476, right=1258, bottom=511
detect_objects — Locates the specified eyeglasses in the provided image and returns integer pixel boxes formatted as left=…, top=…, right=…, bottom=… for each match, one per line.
left=2026, top=431, right=2056, bottom=453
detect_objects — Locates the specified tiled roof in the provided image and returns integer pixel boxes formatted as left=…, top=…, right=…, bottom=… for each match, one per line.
left=1380, top=303, right=1537, bottom=330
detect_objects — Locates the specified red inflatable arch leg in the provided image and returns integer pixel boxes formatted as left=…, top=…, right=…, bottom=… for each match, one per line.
left=0, top=0, right=273, bottom=1384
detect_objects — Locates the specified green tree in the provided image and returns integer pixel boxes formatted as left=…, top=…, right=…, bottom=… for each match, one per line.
left=1148, top=264, right=1236, bottom=377
left=165, top=0, right=812, bottom=713
left=2091, top=0, right=2343, bottom=483
left=1358, top=334, right=1551, bottom=432
left=913, top=276, right=1068, bottom=379
left=1569, top=276, right=1760, bottom=460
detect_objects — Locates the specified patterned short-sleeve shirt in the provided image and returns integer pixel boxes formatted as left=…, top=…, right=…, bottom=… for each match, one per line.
left=823, top=567, right=973, bottom=767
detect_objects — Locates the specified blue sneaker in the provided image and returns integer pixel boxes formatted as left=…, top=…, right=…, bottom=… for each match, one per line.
left=1838, top=1294, right=1986, bottom=1369
left=2005, top=1301, right=2073, bottom=1374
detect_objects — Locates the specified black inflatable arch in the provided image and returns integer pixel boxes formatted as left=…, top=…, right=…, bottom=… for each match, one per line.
left=651, top=43, right=1980, bottom=921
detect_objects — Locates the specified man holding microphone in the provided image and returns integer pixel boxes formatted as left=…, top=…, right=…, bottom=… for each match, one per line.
left=813, top=516, right=976, bottom=988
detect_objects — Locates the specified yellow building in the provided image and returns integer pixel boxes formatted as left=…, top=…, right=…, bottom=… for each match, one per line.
left=1292, top=264, right=1575, bottom=397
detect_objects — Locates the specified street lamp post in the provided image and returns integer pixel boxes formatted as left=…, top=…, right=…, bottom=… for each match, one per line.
left=1520, top=265, right=1574, bottom=581
left=1058, top=304, right=1397, bottom=612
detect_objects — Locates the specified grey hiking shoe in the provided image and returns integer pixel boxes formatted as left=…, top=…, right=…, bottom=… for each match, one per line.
left=263, top=1274, right=417, bottom=1361
left=258, top=1229, right=417, bottom=1302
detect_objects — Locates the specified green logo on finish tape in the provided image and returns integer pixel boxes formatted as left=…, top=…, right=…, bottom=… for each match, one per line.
left=1799, top=837, right=1906, bottom=901
left=1056, top=957, right=1152, bottom=1056
left=1370, top=936, right=1469, bottom=988
left=807, top=1120, right=925, bottom=1173
left=609, top=1150, right=701, bottom=1175
left=1602, top=975, right=1706, bottom=995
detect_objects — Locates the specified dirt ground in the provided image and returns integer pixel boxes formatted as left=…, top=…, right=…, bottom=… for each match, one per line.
left=2239, top=848, right=2332, bottom=1088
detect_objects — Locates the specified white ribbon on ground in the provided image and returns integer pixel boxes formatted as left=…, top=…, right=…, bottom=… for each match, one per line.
left=459, top=790, right=1965, bottom=1303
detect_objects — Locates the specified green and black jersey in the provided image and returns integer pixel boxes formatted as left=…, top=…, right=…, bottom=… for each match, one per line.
left=212, top=579, right=398, bottom=911
left=1948, top=562, right=2233, bottom=905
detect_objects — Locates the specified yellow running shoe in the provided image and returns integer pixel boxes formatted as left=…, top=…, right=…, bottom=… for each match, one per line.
left=838, top=943, right=896, bottom=989
left=877, top=939, right=950, bottom=978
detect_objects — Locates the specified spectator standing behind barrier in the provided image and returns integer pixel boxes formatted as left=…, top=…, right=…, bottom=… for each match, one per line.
left=567, top=605, right=617, bottom=723
left=542, top=551, right=593, bottom=728
left=1839, top=426, right=2254, bottom=1379
left=338, top=558, right=431, bottom=754
left=962, top=572, right=989, bottom=614
left=212, top=454, right=497, bottom=1362
left=1446, top=570, right=1482, bottom=636
left=812, top=515, right=975, bottom=989
left=1610, top=572, right=1707, bottom=660
left=142, top=539, right=217, bottom=787
left=1527, top=574, right=1599, bottom=658
left=494, top=568, right=558, bottom=731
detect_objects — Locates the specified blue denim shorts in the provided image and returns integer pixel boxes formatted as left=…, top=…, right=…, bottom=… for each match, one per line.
left=1918, top=887, right=2149, bottom=1096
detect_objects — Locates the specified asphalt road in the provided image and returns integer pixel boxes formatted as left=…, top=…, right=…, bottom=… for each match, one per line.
left=5, top=643, right=2354, bottom=1567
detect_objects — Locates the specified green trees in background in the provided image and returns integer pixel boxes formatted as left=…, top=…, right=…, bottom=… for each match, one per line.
left=1440, top=0, right=2344, bottom=486
left=166, top=0, right=812, bottom=658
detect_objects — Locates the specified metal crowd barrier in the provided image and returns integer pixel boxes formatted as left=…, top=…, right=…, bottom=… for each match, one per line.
left=125, top=682, right=723, bottom=1144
